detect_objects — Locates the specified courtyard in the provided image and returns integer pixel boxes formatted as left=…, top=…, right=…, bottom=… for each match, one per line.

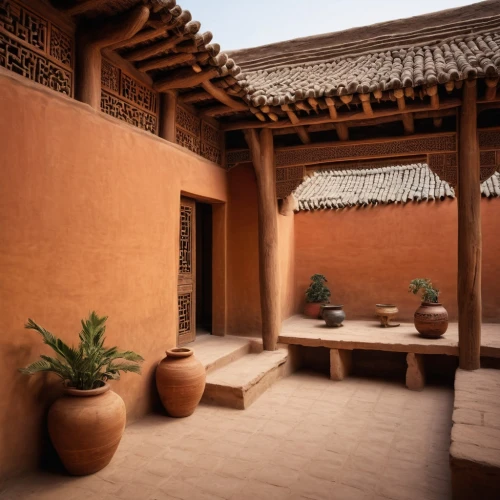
left=0, top=372, right=453, bottom=500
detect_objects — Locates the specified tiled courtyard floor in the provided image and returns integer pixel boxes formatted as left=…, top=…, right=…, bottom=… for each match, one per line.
left=1, top=372, right=453, bottom=500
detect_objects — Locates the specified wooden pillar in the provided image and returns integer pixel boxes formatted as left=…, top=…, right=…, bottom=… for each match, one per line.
left=160, top=91, right=177, bottom=142
left=244, top=129, right=280, bottom=351
left=76, top=42, right=102, bottom=109
left=458, top=80, right=482, bottom=370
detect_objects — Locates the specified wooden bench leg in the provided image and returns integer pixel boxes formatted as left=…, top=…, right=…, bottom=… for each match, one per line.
left=330, top=349, right=352, bottom=381
left=406, top=353, right=425, bottom=391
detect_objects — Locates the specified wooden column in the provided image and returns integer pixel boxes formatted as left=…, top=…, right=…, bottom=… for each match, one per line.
left=76, top=42, right=101, bottom=109
left=458, top=80, right=482, bottom=370
left=160, top=91, right=177, bottom=142
left=244, top=129, right=280, bottom=351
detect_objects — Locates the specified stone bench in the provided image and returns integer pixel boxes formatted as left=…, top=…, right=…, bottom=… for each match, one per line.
left=450, top=368, right=500, bottom=500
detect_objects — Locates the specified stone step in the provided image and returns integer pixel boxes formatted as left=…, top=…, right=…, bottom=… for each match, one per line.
left=202, top=349, right=290, bottom=409
left=191, top=335, right=257, bottom=374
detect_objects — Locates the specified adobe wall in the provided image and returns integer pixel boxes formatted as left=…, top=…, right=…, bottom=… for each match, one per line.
left=227, top=164, right=295, bottom=334
left=295, top=199, right=500, bottom=322
left=0, top=71, right=227, bottom=480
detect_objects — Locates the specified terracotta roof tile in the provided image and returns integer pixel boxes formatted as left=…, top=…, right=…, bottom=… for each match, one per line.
left=294, top=164, right=500, bottom=210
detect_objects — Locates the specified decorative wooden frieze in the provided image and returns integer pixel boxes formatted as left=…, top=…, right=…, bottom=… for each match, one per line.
left=100, top=58, right=159, bottom=134
left=175, top=104, right=222, bottom=165
left=427, top=153, right=458, bottom=188
left=226, top=149, right=251, bottom=170
left=275, top=134, right=457, bottom=168
left=276, top=165, right=305, bottom=199
left=0, top=0, right=73, bottom=95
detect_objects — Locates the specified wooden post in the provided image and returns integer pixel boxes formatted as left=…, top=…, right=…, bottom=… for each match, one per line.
left=76, top=42, right=101, bottom=109
left=160, top=91, right=177, bottom=142
left=244, top=129, right=280, bottom=351
left=458, top=80, right=482, bottom=370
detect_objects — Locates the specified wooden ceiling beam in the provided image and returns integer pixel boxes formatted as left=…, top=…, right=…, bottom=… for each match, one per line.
left=64, top=0, right=109, bottom=16
left=401, top=113, right=415, bottom=134
left=154, top=67, right=219, bottom=91
left=485, top=78, right=499, bottom=101
left=335, top=123, right=349, bottom=141
left=359, top=93, right=373, bottom=116
left=138, top=52, right=195, bottom=72
left=124, top=34, right=186, bottom=62
left=427, top=85, right=439, bottom=109
left=201, top=80, right=247, bottom=111
left=202, top=105, right=240, bottom=117
left=107, top=27, right=167, bottom=51
left=295, top=126, right=311, bottom=144
left=324, top=97, right=338, bottom=120
left=281, top=104, right=300, bottom=125
left=221, top=98, right=461, bottom=131
left=180, top=89, right=214, bottom=104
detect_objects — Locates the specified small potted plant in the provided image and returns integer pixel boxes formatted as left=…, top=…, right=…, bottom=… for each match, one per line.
left=408, top=278, right=448, bottom=338
left=304, top=274, right=331, bottom=318
left=20, top=312, right=143, bottom=476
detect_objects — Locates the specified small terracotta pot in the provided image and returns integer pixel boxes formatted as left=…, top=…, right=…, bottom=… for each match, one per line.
left=322, top=305, right=345, bottom=327
left=156, top=348, right=206, bottom=417
left=304, top=302, right=325, bottom=319
left=414, top=302, right=449, bottom=338
left=375, top=304, right=400, bottom=327
left=48, top=383, right=126, bottom=476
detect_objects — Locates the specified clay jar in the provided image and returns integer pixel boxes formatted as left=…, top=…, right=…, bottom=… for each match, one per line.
left=322, top=305, right=345, bottom=327
left=375, top=304, right=400, bottom=327
left=304, top=302, right=324, bottom=319
left=156, top=348, right=206, bottom=417
left=414, top=302, right=449, bottom=338
left=48, top=383, right=126, bottom=475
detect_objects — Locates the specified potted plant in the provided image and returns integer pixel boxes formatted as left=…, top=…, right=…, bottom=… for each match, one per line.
left=304, top=274, right=331, bottom=318
left=408, top=278, right=448, bottom=338
left=20, top=312, right=143, bottom=476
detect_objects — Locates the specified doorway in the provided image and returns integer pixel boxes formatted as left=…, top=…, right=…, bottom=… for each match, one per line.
left=177, top=197, right=213, bottom=345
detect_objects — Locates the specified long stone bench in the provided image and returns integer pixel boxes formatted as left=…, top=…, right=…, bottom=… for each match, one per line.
left=450, top=368, right=500, bottom=500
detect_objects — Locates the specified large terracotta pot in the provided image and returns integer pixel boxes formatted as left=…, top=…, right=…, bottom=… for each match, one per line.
left=322, top=305, right=345, bottom=327
left=156, top=348, right=206, bottom=417
left=304, top=302, right=324, bottom=319
left=48, top=383, right=125, bottom=476
left=414, top=302, right=449, bottom=338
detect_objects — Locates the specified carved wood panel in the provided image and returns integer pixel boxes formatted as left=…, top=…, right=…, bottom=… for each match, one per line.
left=276, top=165, right=305, bottom=199
left=175, top=105, right=222, bottom=165
left=101, top=58, right=159, bottom=134
left=178, top=198, right=196, bottom=345
left=0, top=0, right=73, bottom=96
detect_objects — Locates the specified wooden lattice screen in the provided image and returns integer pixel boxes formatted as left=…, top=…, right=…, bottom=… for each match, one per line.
left=0, top=0, right=74, bottom=96
left=100, top=58, right=159, bottom=134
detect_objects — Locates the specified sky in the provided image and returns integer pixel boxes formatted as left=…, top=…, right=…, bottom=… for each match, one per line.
left=181, top=0, right=484, bottom=51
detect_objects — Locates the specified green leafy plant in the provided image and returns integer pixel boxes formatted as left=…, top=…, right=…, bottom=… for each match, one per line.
left=305, top=274, right=331, bottom=303
left=20, top=312, right=144, bottom=390
left=408, top=278, right=440, bottom=303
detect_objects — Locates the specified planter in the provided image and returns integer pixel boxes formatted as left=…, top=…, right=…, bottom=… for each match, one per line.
left=322, top=305, right=345, bottom=327
left=414, top=302, right=449, bottom=338
left=304, top=302, right=325, bottom=319
left=48, top=383, right=126, bottom=476
left=156, top=348, right=206, bottom=417
left=375, top=304, right=400, bottom=328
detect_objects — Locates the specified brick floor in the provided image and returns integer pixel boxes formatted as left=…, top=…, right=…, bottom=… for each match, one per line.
left=0, top=372, right=454, bottom=500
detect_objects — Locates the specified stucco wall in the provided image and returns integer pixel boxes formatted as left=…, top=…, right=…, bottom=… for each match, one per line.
left=0, top=71, right=227, bottom=480
left=227, top=164, right=296, bottom=334
left=295, top=199, right=500, bottom=322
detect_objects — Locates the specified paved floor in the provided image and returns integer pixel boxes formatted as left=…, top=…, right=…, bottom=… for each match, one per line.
left=0, top=372, right=453, bottom=500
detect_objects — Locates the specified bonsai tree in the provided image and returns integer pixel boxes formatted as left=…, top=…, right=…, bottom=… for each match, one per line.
left=20, top=311, right=143, bottom=390
left=408, top=278, right=440, bottom=303
left=305, top=274, right=331, bottom=304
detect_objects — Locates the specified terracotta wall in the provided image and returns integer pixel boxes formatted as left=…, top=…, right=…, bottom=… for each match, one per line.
left=0, top=71, right=227, bottom=480
left=295, top=199, right=500, bottom=322
left=227, top=165, right=296, bottom=334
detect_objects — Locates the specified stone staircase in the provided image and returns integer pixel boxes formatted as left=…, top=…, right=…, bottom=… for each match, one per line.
left=191, top=335, right=294, bottom=409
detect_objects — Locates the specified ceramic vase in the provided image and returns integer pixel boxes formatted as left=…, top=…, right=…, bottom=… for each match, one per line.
left=322, top=305, right=345, bottom=327
left=414, top=302, right=448, bottom=338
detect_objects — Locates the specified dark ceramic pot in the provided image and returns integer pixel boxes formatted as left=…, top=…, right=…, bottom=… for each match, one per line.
left=322, top=305, right=345, bottom=327
left=414, top=302, right=448, bottom=338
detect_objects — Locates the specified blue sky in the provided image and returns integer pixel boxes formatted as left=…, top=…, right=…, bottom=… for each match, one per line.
left=181, top=0, right=483, bottom=51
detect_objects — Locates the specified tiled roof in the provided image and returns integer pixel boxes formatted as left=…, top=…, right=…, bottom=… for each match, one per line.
left=294, top=164, right=500, bottom=210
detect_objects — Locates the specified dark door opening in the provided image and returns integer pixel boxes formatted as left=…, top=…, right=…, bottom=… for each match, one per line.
left=196, top=202, right=212, bottom=334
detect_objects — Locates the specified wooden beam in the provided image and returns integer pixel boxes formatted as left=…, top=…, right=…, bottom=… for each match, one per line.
left=202, top=104, right=240, bottom=117
left=137, top=52, right=195, bottom=72
left=154, top=67, right=219, bottom=92
left=325, top=97, right=338, bottom=119
left=243, top=129, right=280, bottom=351
left=282, top=104, right=300, bottom=125
left=107, top=27, right=167, bottom=51
left=401, top=113, right=415, bottom=134
left=159, top=91, right=177, bottom=142
left=427, top=85, right=439, bottom=109
left=485, top=78, right=499, bottom=101
left=180, top=89, right=214, bottom=104
left=433, top=117, right=443, bottom=129
left=458, top=80, right=481, bottom=371
left=359, top=93, right=374, bottom=116
left=335, top=123, right=349, bottom=141
left=201, top=80, right=247, bottom=111
left=64, top=0, right=108, bottom=16
left=221, top=98, right=461, bottom=131
left=295, top=126, right=311, bottom=144
left=124, top=34, right=185, bottom=62
left=76, top=5, right=150, bottom=109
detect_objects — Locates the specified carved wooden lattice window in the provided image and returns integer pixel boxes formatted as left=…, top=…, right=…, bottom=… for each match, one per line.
left=179, top=203, right=192, bottom=273
left=101, top=58, right=159, bottom=134
left=175, top=105, right=222, bottom=165
left=178, top=292, right=192, bottom=335
left=0, top=0, right=74, bottom=96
